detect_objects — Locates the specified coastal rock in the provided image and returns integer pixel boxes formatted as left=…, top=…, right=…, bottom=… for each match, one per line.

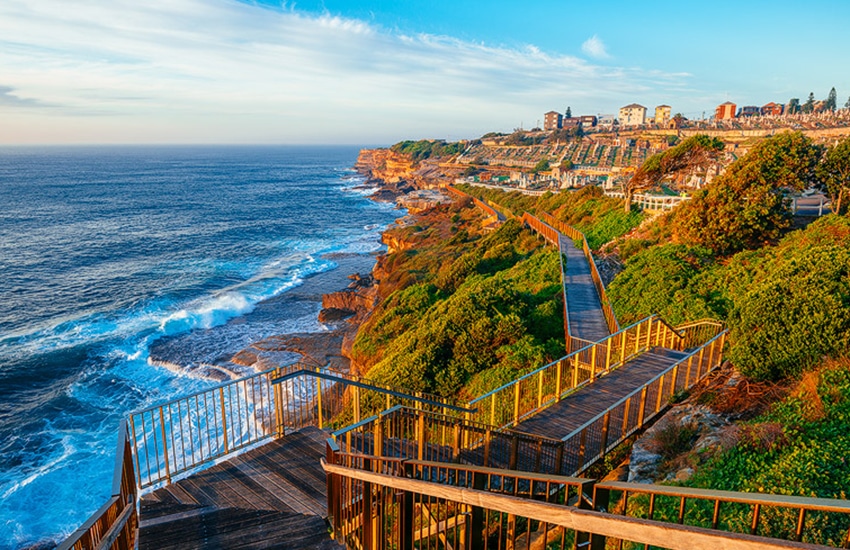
left=355, top=149, right=417, bottom=184
left=628, top=403, right=731, bottom=483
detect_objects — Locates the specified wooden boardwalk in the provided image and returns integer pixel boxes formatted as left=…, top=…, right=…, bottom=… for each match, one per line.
left=138, top=426, right=339, bottom=550
left=516, top=347, right=688, bottom=440
left=560, top=234, right=610, bottom=343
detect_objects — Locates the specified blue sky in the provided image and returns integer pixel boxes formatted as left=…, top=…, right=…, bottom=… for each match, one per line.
left=1, top=0, right=848, bottom=144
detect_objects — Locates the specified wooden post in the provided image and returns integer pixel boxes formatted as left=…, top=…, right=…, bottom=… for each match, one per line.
left=590, top=345, right=598, bottom=381
left=637, top=387, right=648, bottom=426
left=363, top=480, right=375, bottom=548
left=645, top=320, right=653, bottom=349
left=619, top=330, right=627, bottom=365
left=417, top=412, right=425, bottom=461
left=218, top=388, right=229, bottom=455
left=634, top=322, right=642, bottom=355
left=655, top=375, right=666, bottom=412
left=353, top=386, right=361, bottom=424
left=555, top=360, right=563, bottom=401
left=399, top=463, right=415, bottom=550
left=621, top=398, right=631, bottom=437
left=513, top=382, right=521, bottom=426
left=316, top=376, right=323, bottom=429
left=375, top=417, right=384, bottom=461
left=537, top=370, right=545, bottom=409
left=600, top=411, right=611, bottom=453
left=273, top=374, right=284, bottom=438
left=605, top=342, right=612, bottom=372
left=590, top=486, right=610, bottom=550
left=490, top=394, right=497, bottom=426
left=469, top=472, right=487, bottom=550
left=577, top=429, right=587, bottom=471
left=509, top=437, right=519, bottom=470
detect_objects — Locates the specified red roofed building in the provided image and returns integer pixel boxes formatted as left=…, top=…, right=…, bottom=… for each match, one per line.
left=715, top=101, right=737, bottom=120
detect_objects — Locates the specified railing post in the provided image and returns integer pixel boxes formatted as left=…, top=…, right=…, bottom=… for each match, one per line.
left=591, top=486, right=610, bottom=550
left=374, top=417, right=384, bottom=461
left=620, top=330, right=627, bottom=364
left=605, top=342, right=612, bottom=372
left=417, top=412, right=425, bottom=461
left=637, top=386, right=648, bottom=426
left=159, top=406, right=171, bottom=484
left=656, top=375, right=666, bottom=412
left=513, top=382, right=521, bottom=426
left=600, top=411, right=611, bottom=453
left=590, top=345, right=598, bottom=381
left=469, top=472, right=487, bottom=550
left=555, top=359, right=563, bottom=401
left=537, top=370, right=544, bottom=409
left=219, top=387, right=229, bottom=455
left=316, top=375, right=323, bottom=429
left=573, top=354, right=580, bottom=388
left=635, top=322, right=642, bottom=354
left=399, top=463, right=414, bottom=550
left=272, top=372, right=284, bottom=438
left=353, top=386, right=361, bottom=423
left=490, top=394, right=496, bottom=427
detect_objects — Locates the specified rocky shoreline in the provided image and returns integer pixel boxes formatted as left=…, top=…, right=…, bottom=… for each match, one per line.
left=221, top=150, right=422, bottom=375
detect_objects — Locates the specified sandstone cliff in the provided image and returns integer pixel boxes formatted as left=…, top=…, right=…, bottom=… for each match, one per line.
left=355, top=149, right=417, bottom=183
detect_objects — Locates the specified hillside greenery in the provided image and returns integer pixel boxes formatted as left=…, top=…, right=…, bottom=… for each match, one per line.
left=351, top=202, right=565, bottom=400
left=390, top=139, right=465, bottom=162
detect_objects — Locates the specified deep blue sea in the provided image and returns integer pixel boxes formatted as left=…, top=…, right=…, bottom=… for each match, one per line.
left=0, top=146, right=398, bottom=549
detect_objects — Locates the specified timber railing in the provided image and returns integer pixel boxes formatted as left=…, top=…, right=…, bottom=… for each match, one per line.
left=57, top=421, right=138, bottom=550
left=323, top=448, right=850, bottom=549
left=444, top=185, right=501, bottom=226
left=561, top=329, right=728, bottom=476
left=129, top=363, right=465, bottom=489
left=521, top=212, right=572, bottom=341
left=465, top=315, right=724, bottom=430
left=539, top=211, right=620, bottom=335
left=594, top=480, right=850, bottom=548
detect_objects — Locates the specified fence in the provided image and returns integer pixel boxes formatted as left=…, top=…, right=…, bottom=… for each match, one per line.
left=594, top=480, right=850, bottom=548
left=129, top=363, right=464, bottom=489
left=561, top=330, right=728, bottom=476
left=465, top=315, right=723, bottom=430
left=444, top=185, right=501, bottom=226
left=604, top=191, right=691, bottom=212
left=323, top=447, right=848, bottom=550
left=521, top=212, right=572, bottom=342
left=57, top=421, right=138, bottom=550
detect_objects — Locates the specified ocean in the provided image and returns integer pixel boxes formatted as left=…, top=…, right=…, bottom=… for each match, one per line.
left=0, top=145, right=399, bottom=549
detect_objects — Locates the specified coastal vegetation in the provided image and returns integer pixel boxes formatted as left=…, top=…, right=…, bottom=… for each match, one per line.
left=351, top=201, right=565, bottom=400
left=390, top=139, right=465, bottom=161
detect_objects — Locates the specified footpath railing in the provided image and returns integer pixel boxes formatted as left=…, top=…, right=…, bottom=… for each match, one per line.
left=540, top=211, right=620, bottom=335
left=129, top=363, right=466, bottom=489
left=465, top=315, right=723, bottom=430
left=604, top=191, right=691, bottom=212
left=444, top=185, right=501, bottom=226
left=323, top=447, right=850, bottom=549
left=562, top=329, right=728, bottom=475
left=57, top=421, right=137, bottom=550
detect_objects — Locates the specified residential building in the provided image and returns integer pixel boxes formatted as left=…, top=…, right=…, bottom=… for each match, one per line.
left=715, top=101, right=737, bottom=120
left=596, top=114, right=617, bottom=128
left=618, top=103, right=647, bottom=126
left=544, top=111, right=562, bottom=131
left=654, top=105, right=671, bottom=126
left=562, top=117, right=582, bottom=128
left=761, top=102, right=784, bottom=116
left=740, top=106, right=760, bottom=117
left=579, top=115, right=598, bottom=127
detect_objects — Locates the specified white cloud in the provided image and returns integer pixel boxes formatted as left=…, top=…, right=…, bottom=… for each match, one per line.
left=581, top=35, right=610, bottom=60
left=0, top=1, right=684, bottom=143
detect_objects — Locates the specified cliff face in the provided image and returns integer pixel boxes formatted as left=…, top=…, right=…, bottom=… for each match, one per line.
left=355, top=149, right=417, bottom=183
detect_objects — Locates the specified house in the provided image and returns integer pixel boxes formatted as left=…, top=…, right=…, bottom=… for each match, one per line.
left=761, top=102, right=784, bottom=116
left=618, top=104, right=647, bottom=126
left=739, top=106, right=760, bottom=117
left=562, top=117, right=582, bottom=128
left=579, top=115, right=598, bottom=127
left=596, top=114, right=617, bottom=128
left=654, top=105, right=671, bottom=126
left=715, top=101, right=737, bottom=120
left=668, top=114, right=687, bottom=129
left=544, top=111, right=562, bottom=131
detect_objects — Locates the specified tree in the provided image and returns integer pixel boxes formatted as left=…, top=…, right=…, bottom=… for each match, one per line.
left=802, top=92, right=816, bottom=114
left=826, top=87, right=838, bottom=111
left=623, top=135, right=724, bottom=212
left=673, top=132, right=823, bottom=255
left=787, top=98, right=800, bottom=114
left=817, top=137, right=850, bottom=214
left=565, top=106, right=572, bottom=118
left=532, top=157, right=550, bottom=173
left=845, top=96, right=850, bottom=110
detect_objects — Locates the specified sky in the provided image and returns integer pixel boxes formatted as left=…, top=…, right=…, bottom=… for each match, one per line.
left=1, top=0, right=849, bottom=145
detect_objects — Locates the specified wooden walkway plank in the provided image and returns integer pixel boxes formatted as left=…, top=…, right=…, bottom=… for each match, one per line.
left=560, top=235, right=610, bottom=343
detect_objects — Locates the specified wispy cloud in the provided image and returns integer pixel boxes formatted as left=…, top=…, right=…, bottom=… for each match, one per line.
left=0, top=1, right=686, bottom=143
left=581, top=35, right=610, bottom=60
left=0, top=85, right=53, bottom=108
